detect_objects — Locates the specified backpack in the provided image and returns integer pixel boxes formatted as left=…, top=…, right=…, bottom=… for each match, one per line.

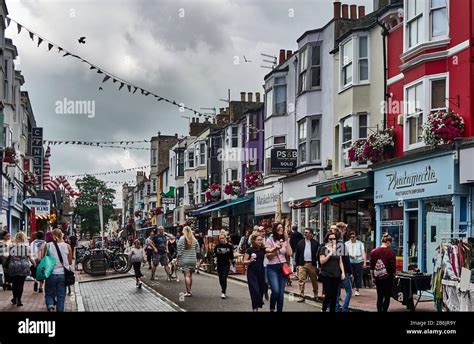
left=374, top=258, right=388, bottom=279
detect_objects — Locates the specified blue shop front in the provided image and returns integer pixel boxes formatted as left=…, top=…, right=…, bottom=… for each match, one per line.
left=373, top=149, right=469, bottom=273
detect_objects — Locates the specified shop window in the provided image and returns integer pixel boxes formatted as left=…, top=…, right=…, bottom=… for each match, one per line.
left=381, top=204, right=404, bottom=258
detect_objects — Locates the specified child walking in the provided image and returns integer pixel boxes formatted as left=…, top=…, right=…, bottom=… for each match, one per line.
left=129, top=239, right=146, bottom=288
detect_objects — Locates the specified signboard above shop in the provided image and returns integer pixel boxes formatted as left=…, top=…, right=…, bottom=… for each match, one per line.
left=316, top=172, right=373, bottom=197
left=23, top=198, right=50, bottom=216
left=374, top=154, right=456, bottom=204
left=270, top=149, right=297, bottom=174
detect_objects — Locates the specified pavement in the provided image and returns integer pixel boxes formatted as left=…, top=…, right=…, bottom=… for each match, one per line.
left=225, top=271, right=436, bottom=312
left=139, top=264, right=322, bottom=311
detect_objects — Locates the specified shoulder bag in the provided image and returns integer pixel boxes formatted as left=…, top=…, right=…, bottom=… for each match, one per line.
left=273, top=239, right=292, bottom=277
left=53, top=242, right=75, bottom=286
left=36, top=244, right=56, bottom=280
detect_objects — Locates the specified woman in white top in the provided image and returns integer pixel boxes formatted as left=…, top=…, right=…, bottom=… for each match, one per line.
left=40, top=228, right=72, bottom=312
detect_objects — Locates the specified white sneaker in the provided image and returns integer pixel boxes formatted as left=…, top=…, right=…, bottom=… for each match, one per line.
left=354, top=291, right=360, bottom=296
left=221, top=293, right=226, bottom=299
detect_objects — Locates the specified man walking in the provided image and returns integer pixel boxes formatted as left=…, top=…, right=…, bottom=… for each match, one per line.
left=151, top=226, right=171, bottom=280
left=294, top=228, right=320, bottom=302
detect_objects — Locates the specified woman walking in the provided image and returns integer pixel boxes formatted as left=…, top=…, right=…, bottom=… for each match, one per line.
left=370, top=233, right=396, bottom=312
left=129, top=239, right=146, bottom=288
left=319, top=231, right=345, bottom=312
left=177, top=226, right=200, bottom=297
left=30, top=231, right=46, bottom=293
left=214, top=231, right=234, bottom=299
left=265, top=222, right=292, bottom=312
left=244, top=233, right=266, bottom=311
left=7, top=232, right=35, bottom=306
left=0, top=230, right=12, bottom=291
left=41, top=228, right=72, bottom=312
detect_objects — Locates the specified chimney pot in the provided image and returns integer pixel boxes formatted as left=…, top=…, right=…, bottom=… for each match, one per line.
left=358, top=6, right=365, bottom=18
left=334, top=2, right=341, bottom=19
left=286, top=50, right=292, bottom=60
left=350, top=5, right=357, bottom=19
left=279, top=49, right=286, bottom=65
left=247, top=92, right=253, bottom=102
left=255, top=92, right=261, bottom=103
left=342, top=4, right=349, bottom=19
left=240, top=92, right=246, bottom=102
left=191, top=117, right=195, bottom=123
left=196, top=117, right=200, bottom=123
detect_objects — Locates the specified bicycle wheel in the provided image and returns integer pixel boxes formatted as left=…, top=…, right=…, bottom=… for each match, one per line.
left=112, top=254, right=131, bottom=273
left=82, top=256, right=93, bottom=275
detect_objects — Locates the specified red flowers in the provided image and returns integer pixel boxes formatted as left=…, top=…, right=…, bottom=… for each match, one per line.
left=348, top=128, right=395, bottom=164
left=224, top=180, right=241, bottom=196
left=205, top=183, right=221, bottom=201
left=245, top=171, right=263, bottom=190
left=423, top=110, right=465, bottom=146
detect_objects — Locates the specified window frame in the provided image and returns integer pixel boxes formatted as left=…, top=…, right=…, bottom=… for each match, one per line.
left=403, top=73, right=449, bottom=151
left=187, top=149, right=195, bottom=169
left=339, top=34, right=370, bottom=90
left=199, top=141, right=206, bottom=166
left=339, top=113, right=370, bottom=171
left=297, top=115, right=322, bottom=166
left=231, top=126, right=239, bottom=148
left=274, top=76, right=287, bottom=116
left=403, top=0, right=449, bottom=53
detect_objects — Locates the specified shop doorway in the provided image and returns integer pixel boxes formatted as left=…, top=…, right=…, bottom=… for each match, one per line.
left=407, top=211, right=418, bottom=270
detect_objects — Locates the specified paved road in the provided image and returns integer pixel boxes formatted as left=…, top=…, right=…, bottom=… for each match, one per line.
left=141, top=266, right=322, bottom=312
left=78, top=277, right=181, bottom=312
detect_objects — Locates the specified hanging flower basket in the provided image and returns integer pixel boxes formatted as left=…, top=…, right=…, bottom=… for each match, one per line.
left=134, top=210, right=142, bottom=218
left=422, top=110, right=465, bottom=146
left=224, top=180, right=241, bottom=196
left=348, top=139, right=367, bottom=164
left=154, top=207, right=163, bottom=216
left=205, top=183, right=221, bottom=201
left=348, top=127, right=395, bottom=164
left=24, top=172, right=38, bottom=186
left=245, top=171, right=263, bottom=190
left=3, top=147, right=16, bottom=164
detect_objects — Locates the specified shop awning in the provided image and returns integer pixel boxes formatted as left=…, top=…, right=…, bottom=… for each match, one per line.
left=313, top=189, right=367, bottom=203
left=200, top=195, right=254, bottom=214
left=189, top=200, right=226, bottom=216
left=162, top=187, right=175, bottom=198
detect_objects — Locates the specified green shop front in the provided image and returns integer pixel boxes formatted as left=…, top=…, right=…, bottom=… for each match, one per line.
left=313, top=172, right=375, bottom=252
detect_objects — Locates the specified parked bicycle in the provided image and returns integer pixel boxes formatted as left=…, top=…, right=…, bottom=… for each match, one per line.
left=81, top=248, right=131, bottom=274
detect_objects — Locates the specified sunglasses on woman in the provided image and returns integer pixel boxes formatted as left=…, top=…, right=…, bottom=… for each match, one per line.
left=329, top=237, right=336, bottom=241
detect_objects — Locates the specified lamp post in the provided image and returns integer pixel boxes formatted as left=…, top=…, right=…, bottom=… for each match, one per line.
left=187, top=177, right=195, bottom=206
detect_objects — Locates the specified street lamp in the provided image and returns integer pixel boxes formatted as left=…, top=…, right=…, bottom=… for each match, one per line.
left=187, top=177, right=195, bottom=205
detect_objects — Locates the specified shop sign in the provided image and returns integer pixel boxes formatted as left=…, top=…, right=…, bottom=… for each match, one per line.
left=374, top=154, right=455, bottom=204
left=31, top=127, right=43, bottom=187
left=254, top=184, right=282, bottom=216
left=270, top=149, right=297, bottom=174
left=380, top=220, right=403, bottom=227
left=23, top=198, right=50, bottom=216
left=162, top=197, right=175, bottom=205
left=316, top=173, right=373, bottom=196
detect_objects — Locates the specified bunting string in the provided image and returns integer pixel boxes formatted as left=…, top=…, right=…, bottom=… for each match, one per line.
left=7, top=17, right=214, bottom=119
left=42, top=140, right=150, bottom=150
left=51, top=165, right=150, bottom=178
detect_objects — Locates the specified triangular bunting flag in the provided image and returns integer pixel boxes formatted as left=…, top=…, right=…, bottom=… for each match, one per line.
left=127, top=85, right=131, bottom=92
left=6, top=18, right=10, bottom=27
left=37, top=37, right=43, bottom=47
left=102, top=75, right=110, bottom=83
left=89, top=66, right=96, bottom=70
left=119, top=83, right=124, bottom=90
left=112, top=79, right=117, bottom=83
left=133, top=87, right=138, bottom=94
left=17, top=23, right=22, bottom=34
left=29, top=31, right=34, bottom=41
left=63, top=52, right=70, bottom=57
left=97, top=70, right=103, bottom=74
left=48, top=43, right=53, bottom=51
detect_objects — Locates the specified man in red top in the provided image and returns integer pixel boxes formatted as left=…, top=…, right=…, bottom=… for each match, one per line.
left=370, top=233, right=396, bottom=312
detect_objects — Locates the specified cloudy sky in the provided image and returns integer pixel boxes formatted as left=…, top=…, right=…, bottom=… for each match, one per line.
left=6, top=0, right=373, bottom=205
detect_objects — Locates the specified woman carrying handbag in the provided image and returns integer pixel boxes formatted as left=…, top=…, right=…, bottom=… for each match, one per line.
left=40, top=229, right=73, bottom=312
left=265, top=222, right=292, bottom=312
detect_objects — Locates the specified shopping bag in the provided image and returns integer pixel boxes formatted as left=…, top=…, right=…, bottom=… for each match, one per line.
left=36, top=245, right=56, bottom=281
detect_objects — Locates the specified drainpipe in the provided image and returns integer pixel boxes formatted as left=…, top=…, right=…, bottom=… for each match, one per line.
left=377, top=19, right=390, bottom=130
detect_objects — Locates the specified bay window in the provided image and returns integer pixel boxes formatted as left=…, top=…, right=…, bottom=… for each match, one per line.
left=340, top=113, right=369, bottom=170
left=340, top=35, right=369, bottom=89
left=274, top=77, right=287, bottom=115
left=265, top=89, right=273, bottom=118
left=298, top=47, right=308, bottom=93
left=298, top=44, right=322, bottom=93
left=187, top=150, right=194, bottom=168
left=404, top=75, right=447, bottom=150
left=298, top=117, right=321, bottom=165
left=298, top=121, right=307, bottom=164
left=404, top=0, right=448, bottom=52
left=231, top=126, right=238, bottom=147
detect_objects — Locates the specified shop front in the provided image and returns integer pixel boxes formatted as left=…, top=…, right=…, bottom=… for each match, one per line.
left=374, top=150, right=469, bottom=273
left=254, top=183, right=290, bottom=228
left=282, top=170, right=323, bottom=234
left=313, top=172, right=375, bottom=252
